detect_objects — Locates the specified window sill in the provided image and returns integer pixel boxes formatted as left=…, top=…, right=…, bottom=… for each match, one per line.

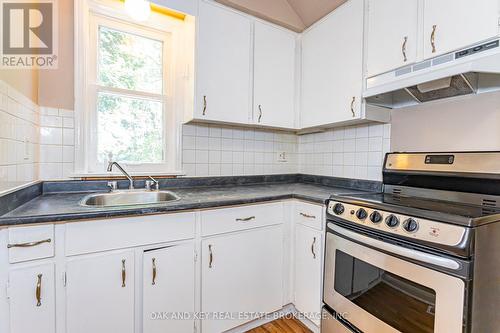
left=70, top=171, right=186, bottom=180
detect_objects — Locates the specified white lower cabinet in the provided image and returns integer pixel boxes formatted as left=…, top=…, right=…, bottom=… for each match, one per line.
left=294, top=224, right=323, bottom=326
left=2, top=202, right=327, bottom=333
left=8, top=263, right=56, bottom=333
left=201, top=226, right=284, bottom=333
left=66, top=250, right=135, bottom=333
left=142, top=243, right=195, bottom=333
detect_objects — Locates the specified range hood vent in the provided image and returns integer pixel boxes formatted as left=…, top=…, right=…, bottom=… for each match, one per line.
left=405, top=73, right=477, bottom=103
left=364, top=40, right=500, bottom=109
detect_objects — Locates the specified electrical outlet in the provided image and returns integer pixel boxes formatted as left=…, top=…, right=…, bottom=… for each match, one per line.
left=276, top=151, right=288, bottom=163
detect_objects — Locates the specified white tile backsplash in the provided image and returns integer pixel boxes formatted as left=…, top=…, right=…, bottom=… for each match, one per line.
left=0, top=80, right=40, bottom=182
left=39, top=107, right=75, bottom=180
left=181, top=122, right=390, bottom=180
left=297, top=123, right=391, bottom=181
left=0, top=80, right=76, bottom=182
left=182, top=124, right=298, bottom=177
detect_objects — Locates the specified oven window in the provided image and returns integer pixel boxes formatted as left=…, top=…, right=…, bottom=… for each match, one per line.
left=334, top=250, right=436, bottom=333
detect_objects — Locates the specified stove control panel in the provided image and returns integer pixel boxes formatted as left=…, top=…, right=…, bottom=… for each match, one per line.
left=327, top=201, right=467, bottom=247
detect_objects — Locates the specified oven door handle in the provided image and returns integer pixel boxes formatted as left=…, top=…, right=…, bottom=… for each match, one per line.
left=328, top=223, right=461, bottom=270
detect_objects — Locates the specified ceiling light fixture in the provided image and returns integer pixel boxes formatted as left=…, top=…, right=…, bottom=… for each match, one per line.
left=124, top=0, right=151, bottom=21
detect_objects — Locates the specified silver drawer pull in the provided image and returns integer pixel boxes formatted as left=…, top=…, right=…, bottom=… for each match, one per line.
left=300, top=212, right=316, bottom=219
left=236, top=216, right=255, bottom=222
left=208, top=245, right=213, bottom=268
left=121, top=259, right=126, bottom=288
left=7, top=238, right=51, bottom=249
left=152, top=258, right=157, bottom=286
left=402, top=36, right=408, bottom=62
left=311, top=237, right=317, bottom=259
left=36, top=274, right=42, bottom=307
left=202, top=95, right=207, bottom=115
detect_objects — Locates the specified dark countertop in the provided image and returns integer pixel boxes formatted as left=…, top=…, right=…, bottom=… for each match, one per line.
left=0, top=182, right=370, bottom=227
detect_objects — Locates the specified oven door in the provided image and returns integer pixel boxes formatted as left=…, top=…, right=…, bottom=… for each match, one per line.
left=324, top=223, right=465, bottom=333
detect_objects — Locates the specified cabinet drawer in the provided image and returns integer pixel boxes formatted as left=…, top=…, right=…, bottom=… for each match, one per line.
left=8, top=225, right=54, bottom=263
left=295, top=201, right=324, bottom=230
left=65, top=212, right=195, bottom=256
left=201, top=202, right=284, bottom=236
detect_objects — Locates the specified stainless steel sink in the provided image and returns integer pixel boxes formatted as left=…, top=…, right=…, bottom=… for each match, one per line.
left=80, top=190, right=180, bottom=208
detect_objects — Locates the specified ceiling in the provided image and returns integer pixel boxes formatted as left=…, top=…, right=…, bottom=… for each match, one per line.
left=215, top=0, right=347, bottom=32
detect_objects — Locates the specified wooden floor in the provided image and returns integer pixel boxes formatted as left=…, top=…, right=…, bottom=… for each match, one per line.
left=246, top=317, right=312, bottom=333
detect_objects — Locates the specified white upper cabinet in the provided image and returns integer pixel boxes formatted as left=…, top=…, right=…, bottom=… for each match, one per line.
left=66, top=250, right=135, bottom=333
left=366, top=0, right=419, bottom=77
left=195, top=1, right=252, bottom=124
left=143, top=244, right=195, bottom=333
left=301, top=0, right=365, bottom=129
left=253, top=21, right=297, bottom=129
left=423, top=0, right=500, bottom=59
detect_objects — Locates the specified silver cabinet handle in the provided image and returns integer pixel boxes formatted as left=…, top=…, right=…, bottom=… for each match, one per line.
left=300, top=212, right=316, bottom=219
left=311, top=237, right=317, bottom=259
left=208, top=245, right=213, bottom=268
left=7, top=238, right=51, bottom=248
left=236, top=216, right=255, bottom=222
left=350, top=97, right=356, bottom=117
left=258, top=105, right=262, bottom=123
left=402, top=36, right=408, bottom=62
left=431, top=25, right=437, bottom=53
left=121, top=259, right=126, bottom=288
left=152, top=258, right=157, bottom=286
left=36, top=274, right=42, bottom=307
left=202, top=95, right=207, bottom=115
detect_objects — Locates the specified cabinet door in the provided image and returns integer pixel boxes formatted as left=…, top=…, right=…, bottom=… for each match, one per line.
left=294, top=224, right=322, bottom=326
left=301, top=0, right=364, bottom=128
left=366, top=0, right=419, bottom=77
left=66, top=250, right=135, bottom=333
left=196, top=1, right=252, bottom=124
left=201, top=226, right=283, bottom=333
left=143, top=243, right=195, bottom=333
left=423, top=0, right=500, bottom=59
left=254, top=21, right=296, bottom=129
left=8, top=263, right=55, bottom=333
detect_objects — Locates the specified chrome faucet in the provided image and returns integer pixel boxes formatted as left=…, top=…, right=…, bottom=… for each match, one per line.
left=145, top=176, right=159, bottom=191
left=107, top=161, right=134, bottom=190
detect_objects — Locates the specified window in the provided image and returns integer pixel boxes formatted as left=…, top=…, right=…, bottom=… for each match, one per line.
left=76, top=0, right=192, bottom=175
left=96, top=26, right=165, bottom=164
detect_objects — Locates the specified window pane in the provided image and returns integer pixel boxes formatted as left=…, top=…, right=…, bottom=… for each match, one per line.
left=97, top=92, right=163, bottom=164
left=98, top=26, right=163, bottom=94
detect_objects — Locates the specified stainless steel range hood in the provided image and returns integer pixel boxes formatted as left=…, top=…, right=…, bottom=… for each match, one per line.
left=364, top=39, right=500, bottom=109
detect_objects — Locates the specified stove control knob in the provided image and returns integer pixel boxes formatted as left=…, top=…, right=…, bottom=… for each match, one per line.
left=369, top=211, right=383, bottom=224
left=332, top=203, right=345, bottom=215
left=403, top=218, right=419, bottom=233
left=356, top=208, right=368, bottom=220
left=385, top=214, right=400, bottom=228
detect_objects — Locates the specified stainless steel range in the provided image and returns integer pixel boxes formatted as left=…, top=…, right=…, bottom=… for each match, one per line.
left=322, top=152, right=500, bottom=333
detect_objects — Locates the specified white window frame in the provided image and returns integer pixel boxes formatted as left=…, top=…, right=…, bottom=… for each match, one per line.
left=74, top=0, right=191, bottom=176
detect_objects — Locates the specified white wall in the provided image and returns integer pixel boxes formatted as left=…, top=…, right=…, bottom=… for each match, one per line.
left=391, top=92, right=500, bottom=152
